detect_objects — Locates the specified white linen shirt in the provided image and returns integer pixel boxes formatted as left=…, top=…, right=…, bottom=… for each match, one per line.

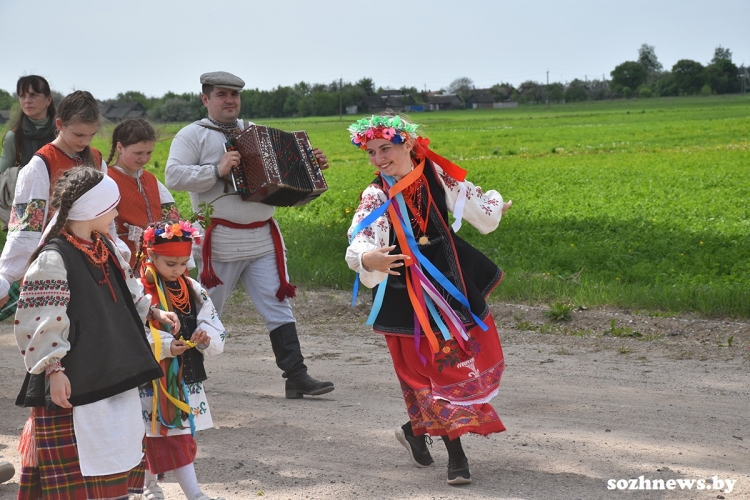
left=165, top=119, right=277, bottom=262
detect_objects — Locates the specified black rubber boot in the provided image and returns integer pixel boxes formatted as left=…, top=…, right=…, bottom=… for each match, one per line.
left=269, top=322, right=334, bottom=399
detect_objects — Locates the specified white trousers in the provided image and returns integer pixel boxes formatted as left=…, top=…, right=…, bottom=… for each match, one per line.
left=199, top=251, right=296, bottom=331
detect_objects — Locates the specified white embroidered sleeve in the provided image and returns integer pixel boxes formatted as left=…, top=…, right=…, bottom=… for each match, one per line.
left=114, top=245, right=150, bottom=322
left=191, top=278, right=225, bottom=356
left=15, top=250, right=71, bottom=374
left=345, top=185, right=391, bottom=289
left=434, top=163, right=504, bottom=235
left=157, top=179, right=176, bottom=205
left=145, top=324, right=175, bottom=361
left=0, top=158, right=52, bottom=295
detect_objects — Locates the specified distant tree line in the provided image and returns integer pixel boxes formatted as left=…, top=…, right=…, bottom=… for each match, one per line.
left=510, top=45, right=745, bottom=104
left=0, top=44, right=746, bottom=123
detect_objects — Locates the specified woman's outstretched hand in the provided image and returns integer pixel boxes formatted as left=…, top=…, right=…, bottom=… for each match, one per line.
left=362, top=245, right=410, bottom=275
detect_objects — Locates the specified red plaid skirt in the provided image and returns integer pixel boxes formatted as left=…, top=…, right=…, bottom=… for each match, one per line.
left=144, top=435, right=197, bottom=474
left=386, top=314, right=506, bottom=440
left=17, top=407, right=145, bottom=500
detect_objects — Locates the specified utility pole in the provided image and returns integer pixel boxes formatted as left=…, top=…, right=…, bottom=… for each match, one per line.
left=546, top=69, right=549, bottom=108
left=339, top=77, right=343, bottom=120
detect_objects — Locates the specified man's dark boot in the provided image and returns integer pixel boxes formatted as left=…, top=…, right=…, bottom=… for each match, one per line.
left=269, top=322, right=334, bottom=399
left=285, top=372, right=335, bottom=399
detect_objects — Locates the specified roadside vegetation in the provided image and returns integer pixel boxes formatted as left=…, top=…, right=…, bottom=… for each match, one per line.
left=2, top=95, right=749, bottom=316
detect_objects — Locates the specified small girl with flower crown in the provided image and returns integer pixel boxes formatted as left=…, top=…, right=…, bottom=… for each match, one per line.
left=138, top=220, right=226, bottom=500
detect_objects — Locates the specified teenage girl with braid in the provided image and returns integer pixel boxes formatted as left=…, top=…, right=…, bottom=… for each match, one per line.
left=14, top=166, right=176, bottom=500
left=138, top=219, right=225, bottom=500
left=106, top=119, right=180, bottom=268
left=346, top=114, right=512, bottom=485
left=0, top=90, right=131, bottom=309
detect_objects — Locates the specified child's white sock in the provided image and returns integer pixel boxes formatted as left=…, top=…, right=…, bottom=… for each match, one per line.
left=144, top=469, right=158, bottom=488
left=174, top=462, right=201, bottom=499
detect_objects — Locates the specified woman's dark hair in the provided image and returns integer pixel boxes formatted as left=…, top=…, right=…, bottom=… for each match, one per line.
left=107, top=118, right=159, bottom=165
left=55, top=90, right=103, bottom=168
left=29, top=166, right=104, bottom=263
left=8, top=75, right=56, bottom=165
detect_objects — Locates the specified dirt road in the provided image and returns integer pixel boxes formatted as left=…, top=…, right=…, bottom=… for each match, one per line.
left=0, top=288, right=748, bottom=499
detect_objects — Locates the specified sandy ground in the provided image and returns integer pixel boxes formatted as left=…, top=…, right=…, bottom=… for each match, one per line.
left=0, top=287, right=748, bottom=500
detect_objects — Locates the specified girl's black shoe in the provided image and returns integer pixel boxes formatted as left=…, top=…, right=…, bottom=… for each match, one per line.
left=447, top=456, right=471, bottom=485
left=395, top=427, right=434, bottom=467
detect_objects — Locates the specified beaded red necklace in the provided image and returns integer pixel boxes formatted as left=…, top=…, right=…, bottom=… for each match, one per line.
left=62, top=228, right=117, bottom=302
left=402, top=175, right=432, bottom=238
left=164, top=277, right=191, bottom=314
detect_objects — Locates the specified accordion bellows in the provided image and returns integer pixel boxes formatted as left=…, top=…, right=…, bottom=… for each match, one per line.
left=230, top=125, right=328, bottom=207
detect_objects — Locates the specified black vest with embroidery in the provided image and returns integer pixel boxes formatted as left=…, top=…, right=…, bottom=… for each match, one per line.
left=16, top=237, right=163, bottom=408
left=371, top=159, right=503, bottom=335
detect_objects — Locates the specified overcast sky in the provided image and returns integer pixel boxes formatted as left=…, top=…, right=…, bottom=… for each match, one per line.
left=2, top=0, right=748, bottom=100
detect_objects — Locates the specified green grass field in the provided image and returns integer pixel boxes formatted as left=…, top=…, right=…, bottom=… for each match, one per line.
left=3, top=95, right=749, bottom=316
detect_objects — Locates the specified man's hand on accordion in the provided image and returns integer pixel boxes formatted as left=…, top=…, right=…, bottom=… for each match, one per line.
left=219, top=150, right=243, bottom=177
left=313, top=148, right=330, bottom=170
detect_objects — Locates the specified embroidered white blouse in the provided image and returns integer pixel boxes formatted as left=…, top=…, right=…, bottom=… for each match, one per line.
left=345, top=162, right=504, bottom=289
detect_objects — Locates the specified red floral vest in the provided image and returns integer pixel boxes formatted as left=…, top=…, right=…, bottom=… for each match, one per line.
left=35, top=143, right=103, bottom=193
left=107, top=168, right=163, bottom=266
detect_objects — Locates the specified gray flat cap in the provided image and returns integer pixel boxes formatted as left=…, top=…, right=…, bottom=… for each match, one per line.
left=199, top=71, right=245, bottom=91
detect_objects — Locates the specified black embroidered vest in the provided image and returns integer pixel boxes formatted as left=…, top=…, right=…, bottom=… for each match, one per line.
left=16, top=237, right=163, bottom=408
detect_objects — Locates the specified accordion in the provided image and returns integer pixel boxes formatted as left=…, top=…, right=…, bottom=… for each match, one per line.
left=227, top=125, right=328, bottom=207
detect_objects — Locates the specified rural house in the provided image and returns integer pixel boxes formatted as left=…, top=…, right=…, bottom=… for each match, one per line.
left=428, top=94, right=463, bottom=111
left=100, top=101, right=147, bottom=122
left=360, top=94, right=417, bottom=114
left=466, top=89, right=495, bottom=109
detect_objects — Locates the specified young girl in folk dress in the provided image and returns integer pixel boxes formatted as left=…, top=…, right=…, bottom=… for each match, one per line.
left=14, top=166, right=177, bottom=500
left=0, top=90, right=130, bottom=309
left=106, top=119, right=180, bottom=268
left=139, top=220, right=226, bottom=500
left=345, top=114, right=512, bottom=485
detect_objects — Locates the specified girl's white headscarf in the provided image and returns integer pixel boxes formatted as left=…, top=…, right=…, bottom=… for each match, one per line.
left=40, top=175, right=121, bottom=244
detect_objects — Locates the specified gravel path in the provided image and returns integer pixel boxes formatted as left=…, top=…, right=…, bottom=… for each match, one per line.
left=0, top=288, right=747, bottom=499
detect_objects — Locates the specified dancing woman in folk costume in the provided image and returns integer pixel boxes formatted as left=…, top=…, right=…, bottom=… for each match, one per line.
left=139, top=220, right=226, bottom=500
left=14, top=167, right=175, bottom=500
left=345, top=114, right=513, bottom=485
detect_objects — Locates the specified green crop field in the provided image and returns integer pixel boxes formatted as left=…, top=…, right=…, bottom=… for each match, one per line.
left=2, top=95, right=749, bottom=316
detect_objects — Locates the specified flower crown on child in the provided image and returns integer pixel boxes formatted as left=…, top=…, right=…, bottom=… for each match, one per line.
left=143, top=220, right=200, bottom=245
left=143, top=220, right=200, bottom=257
left=348, top=115, right=419, bottom=149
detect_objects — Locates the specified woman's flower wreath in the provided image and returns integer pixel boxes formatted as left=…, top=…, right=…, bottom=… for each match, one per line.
left=348, top=115, right=419, bottom=149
